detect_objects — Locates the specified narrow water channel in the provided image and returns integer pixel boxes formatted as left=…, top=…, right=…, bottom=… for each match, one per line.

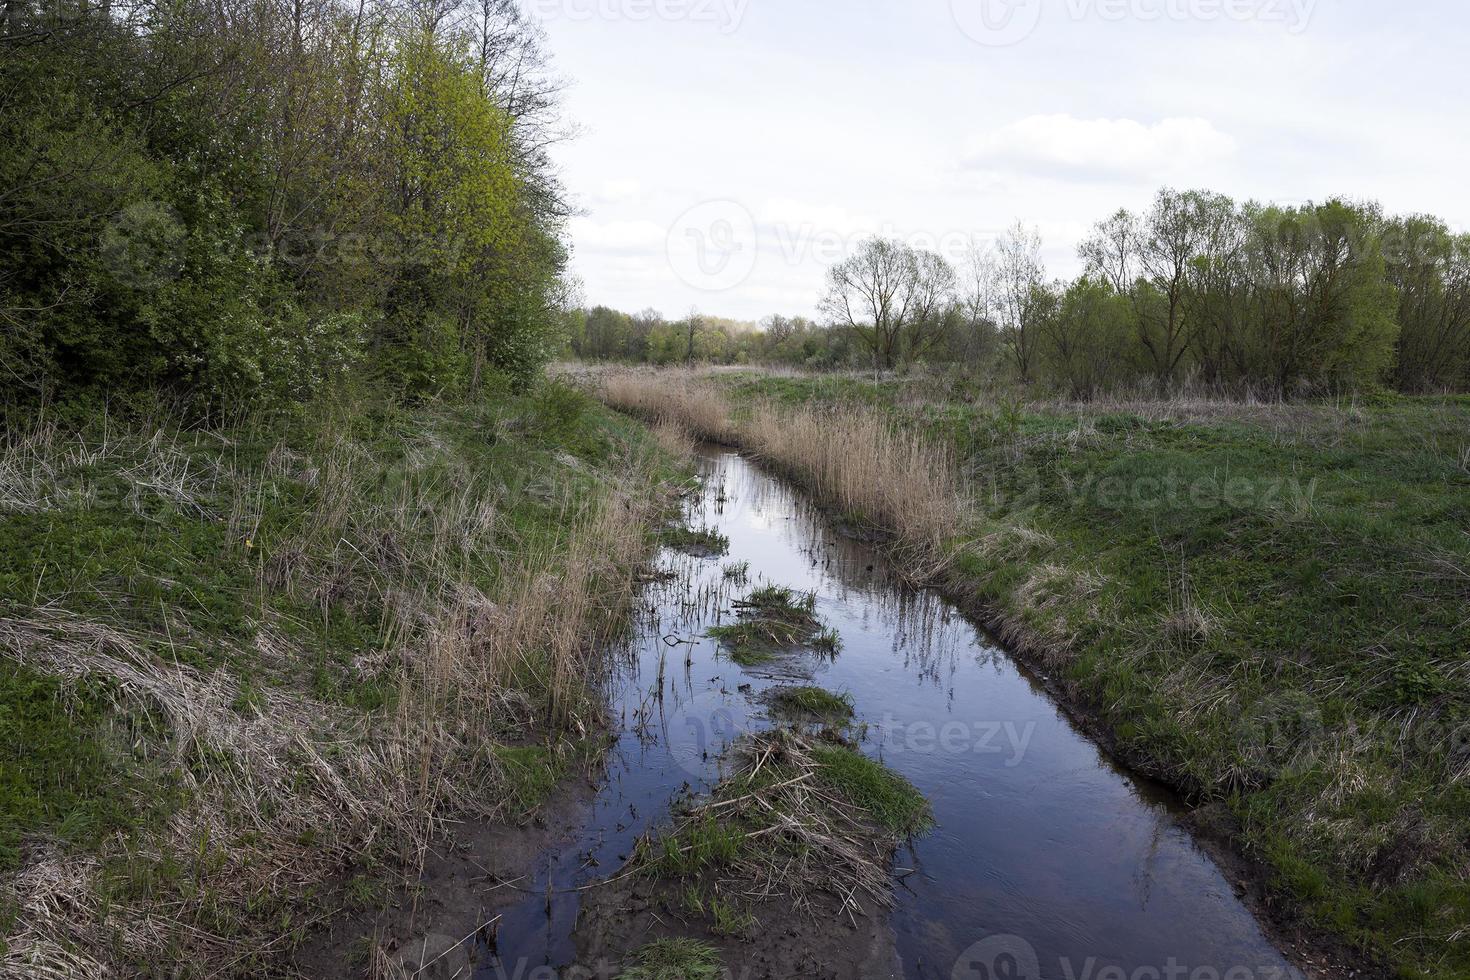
left=479, top=445, right=1301, bottom=980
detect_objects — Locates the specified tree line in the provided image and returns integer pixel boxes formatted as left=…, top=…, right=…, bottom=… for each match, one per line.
left=581, top=190, right=1470, bottom=396
left=566, top=306, right=862, bottom=368
left=1, top=0, right=574, bottom=408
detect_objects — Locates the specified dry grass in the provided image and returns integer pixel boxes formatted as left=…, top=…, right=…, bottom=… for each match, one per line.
left=630, top=730, right=925, bottom=920
left=597, top=368, right=734, bottom=444
left=0, top=399, right=680, bottom=977
left=590, top=368, right=965, bottom=572
left=740, top=404, right=962, bottom=566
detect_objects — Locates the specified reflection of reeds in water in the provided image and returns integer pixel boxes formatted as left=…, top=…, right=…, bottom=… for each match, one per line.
left=597, top=370, right=964, bottom=579
left=621, top=448, right=985, bottom=707
left=883, top=589, right=982, bottom=686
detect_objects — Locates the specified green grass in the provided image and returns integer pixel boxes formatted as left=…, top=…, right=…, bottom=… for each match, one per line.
left=631, top=730, right=929, bottom=939
left=652, top=815, right=745, bottom=876
left=660, top=525, right=730, bottom=557
left=811, top=745, right=932, bottom=836
left=0, top=663, right=180, bottom=874
left=618, top=938, right=723, bottom=980
left=0, top=378, right=685, bottom=973
left=707, top=585, right=839, bottom=666
left=768, top=686, right=855, bottom=722
left=493, top=744, right=568, bottom=820
left=708, top=371, right=1470, bottom=978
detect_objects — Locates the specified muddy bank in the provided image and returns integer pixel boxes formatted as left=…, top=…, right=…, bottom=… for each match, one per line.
left=293, top=776, right=598, bottom=979
left=574, top=867, right=900, bottom=979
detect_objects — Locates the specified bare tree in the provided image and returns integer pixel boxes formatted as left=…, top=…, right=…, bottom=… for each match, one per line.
left=994, top=223, right=1048, bottom=382
left=1079, top=208, right=1138, bottom=293
left=904, top=250, right=959, bottom=364
left=820, top=237, right=915, bottom=371
left=820, top=238, right=956, bottom=371
left=959, top=240, right=1002, bottom=365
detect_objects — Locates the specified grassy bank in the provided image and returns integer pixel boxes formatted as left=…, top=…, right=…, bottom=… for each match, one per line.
left=592, top=367, right=1470, bottom=979
left=0, top=381, right=685, bottom=977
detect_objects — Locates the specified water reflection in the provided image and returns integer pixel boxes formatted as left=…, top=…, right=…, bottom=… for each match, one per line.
left=475, top=446, right=1300, bottom=980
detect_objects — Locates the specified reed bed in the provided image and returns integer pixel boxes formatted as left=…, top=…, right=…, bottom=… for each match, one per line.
left=593, top=368, right=966, bottom=571
left=598, top=368, right=735, bottom=444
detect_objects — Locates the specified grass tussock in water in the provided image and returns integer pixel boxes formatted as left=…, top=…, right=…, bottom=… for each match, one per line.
left=706, top=586, right=838, bottom=666
left=588, top=365, right=1470, bottom=979
left=617, top=938, right=723, bottom=980
left=768, top=686, right=856, bottom=723
left=629, top=729, right=929, bottom=932
left=0, top=382, right=686, bottom=977
left=659, top=524, right=730, bottom=558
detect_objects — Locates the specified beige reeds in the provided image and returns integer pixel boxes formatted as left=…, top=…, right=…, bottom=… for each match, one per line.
left=599, top=369, right=733, bottom=443
left=740, top=403, right=963, bottom=565
left=592, top=369, right=966, bottom=572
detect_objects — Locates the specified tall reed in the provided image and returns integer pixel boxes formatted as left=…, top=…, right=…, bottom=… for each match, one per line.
left=593, top=368, right=965, bottom=570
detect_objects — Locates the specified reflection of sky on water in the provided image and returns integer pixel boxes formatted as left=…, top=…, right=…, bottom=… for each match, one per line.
left=477, top=446, right=1300, bottom=980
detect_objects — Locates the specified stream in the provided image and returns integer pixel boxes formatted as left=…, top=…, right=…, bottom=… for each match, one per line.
left=477, top=444, right=1302, bottom=980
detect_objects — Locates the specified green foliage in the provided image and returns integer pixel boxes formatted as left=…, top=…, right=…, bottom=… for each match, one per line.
left=582, top=187, right=1469, bottom=398
left=0, top=0, right=571, bottom=408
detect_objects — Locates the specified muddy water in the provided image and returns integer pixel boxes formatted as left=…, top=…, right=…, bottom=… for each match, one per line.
left=478, top=446, right=1301, bottom=980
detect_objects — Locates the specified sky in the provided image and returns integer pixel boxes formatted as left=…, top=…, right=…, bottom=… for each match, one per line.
left=530, top=0, right=1470, bottom=322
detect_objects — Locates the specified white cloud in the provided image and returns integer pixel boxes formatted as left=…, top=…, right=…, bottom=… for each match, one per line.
left=541, top=3, right=1470, bottom=320
left=568, top=216, right=666, bottom=253
left=963, top=115, right=1237, bottom=183
left=592, top=179, right=643, bottom=204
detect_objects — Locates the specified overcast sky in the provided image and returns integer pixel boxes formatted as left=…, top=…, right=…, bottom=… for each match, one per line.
left=532, top=0, right=1469, bottom=322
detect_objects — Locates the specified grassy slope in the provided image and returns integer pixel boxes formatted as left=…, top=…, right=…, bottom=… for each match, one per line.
left=715, top=373, right=1470, bottom=979
left=0, top=380, right=681, bottom=974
